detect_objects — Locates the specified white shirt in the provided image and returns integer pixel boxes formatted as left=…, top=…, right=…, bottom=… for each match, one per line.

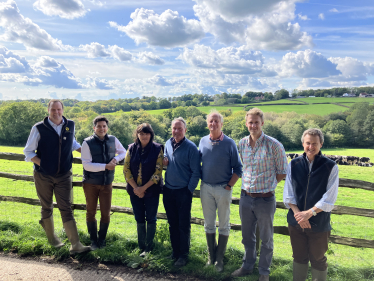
left=283, top=156, right=339, bottom=212
left=23, top=117, right=81, bottom=162
left=81, top=136, right=126, bottom=172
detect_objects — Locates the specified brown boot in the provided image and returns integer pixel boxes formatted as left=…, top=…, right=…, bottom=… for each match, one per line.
left=63, top=220, right=91, bottom=255
left=39, top=216, right=64, bottom=248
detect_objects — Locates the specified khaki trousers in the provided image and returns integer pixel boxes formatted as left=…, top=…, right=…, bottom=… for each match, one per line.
left=34, top=170, right=74, bottom=223
left=83, top=183, right=112, bottom=223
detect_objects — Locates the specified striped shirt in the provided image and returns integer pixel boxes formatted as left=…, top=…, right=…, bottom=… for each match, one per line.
left=239, top=132, right=288, bottom=193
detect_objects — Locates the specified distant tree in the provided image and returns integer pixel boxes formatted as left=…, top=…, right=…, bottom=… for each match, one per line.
left=0, top=102, right=47, bottom=145
left=158, top=99, right=172, bottom=109
left=274, top=89, right=289, bottom=100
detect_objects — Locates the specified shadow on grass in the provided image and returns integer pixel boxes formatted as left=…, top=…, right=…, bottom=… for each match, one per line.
left=0, top=220, right=373, bottom=281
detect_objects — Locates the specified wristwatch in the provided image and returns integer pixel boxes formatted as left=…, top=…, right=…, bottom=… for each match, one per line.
left=310, top=208, right=317, bottom=216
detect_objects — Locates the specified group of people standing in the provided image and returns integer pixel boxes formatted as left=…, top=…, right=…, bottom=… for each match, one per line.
left=24, top=99, right=338, bottom=281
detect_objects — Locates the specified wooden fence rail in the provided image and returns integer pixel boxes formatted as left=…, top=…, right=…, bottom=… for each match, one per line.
left=1, top=171, right=373, bottom=219
left=1, top=195, right=373, bottom=249
left=0, top=153, right=373, bottom=250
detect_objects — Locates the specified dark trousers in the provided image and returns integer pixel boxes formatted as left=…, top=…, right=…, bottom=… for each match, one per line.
left=130, top=194, right=160, bottom=224
left=163, top=186, right=193, bottom=258
left=34, top=170, right=74, bottom=223
left=288, top=224, right=330, bottom=271
left=83, top=183, right=113, bottom=223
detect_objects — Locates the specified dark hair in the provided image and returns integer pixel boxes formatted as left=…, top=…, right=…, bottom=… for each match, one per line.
left=93, top=116, right=109, bottom=126
left=48, top=99, right=64, bottom=109
left=133, top=123, right=154, bottom=144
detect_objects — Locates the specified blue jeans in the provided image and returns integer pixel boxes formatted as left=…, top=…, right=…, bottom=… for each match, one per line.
left=163, top=186, right=193, bottom=259
left=239, top=190, right=276, bottom=276
left=130, top=194, right=160, bottom=224
left=200, top=181, right=232, bottom=235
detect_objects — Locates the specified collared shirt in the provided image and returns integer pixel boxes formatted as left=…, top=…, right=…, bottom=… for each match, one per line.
left=81, top=136, right=126, bottom=172
left=239, top=131, right=288, bottom=193
left=209, top=131, right=224, bottom=141
left=283, top=157, right=339, bottom=212
left=23, top=117, right=81, bottom=162
left=171, top=136, right=185, bottom=152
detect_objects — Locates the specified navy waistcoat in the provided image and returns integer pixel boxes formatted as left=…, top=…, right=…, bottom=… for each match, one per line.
left=35, top=116, right=74, bottom=176
left=287, top=152, right=336, bottom=232
left=126, top=142, right=163, bottom=198
left=83, top=134, right=116, bottom=185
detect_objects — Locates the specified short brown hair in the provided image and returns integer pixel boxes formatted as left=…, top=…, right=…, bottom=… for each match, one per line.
left=93, top=116, right=109, bottom=126
left=133, top=123, right=155, bottom=144
left=246, top=107, right=264, bottom=122
left=48, top=99, right=64, bottom=109
left=301, top=128, right=324, bottom=144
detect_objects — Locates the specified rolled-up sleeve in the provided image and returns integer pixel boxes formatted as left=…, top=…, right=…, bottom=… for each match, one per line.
left=231, top=143, right=243, bottom=177
left=113, top=137, right=126, bottom=163
left=283, top=162, right=297, bottom=209
left=274, top=142, right=288, bottom=175
left=315, top=165, right=339, bottom=212
left=23, top=126, right=40, bottom=162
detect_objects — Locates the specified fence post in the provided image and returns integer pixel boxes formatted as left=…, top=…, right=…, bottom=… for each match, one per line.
left=70, top=168, right=74, bottom=215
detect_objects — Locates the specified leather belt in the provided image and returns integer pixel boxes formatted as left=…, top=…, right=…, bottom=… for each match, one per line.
left=243, top=190, right=274, bottom=198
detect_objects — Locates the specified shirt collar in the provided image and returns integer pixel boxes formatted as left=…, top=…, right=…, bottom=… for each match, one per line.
left=247, top=131, right=265, bottom=146
left=48, top=117, right=64, bottom=127
left=209, top=132, right=224, bottom=141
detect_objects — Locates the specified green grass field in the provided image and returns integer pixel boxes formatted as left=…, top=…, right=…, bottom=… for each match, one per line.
left=291, top=97, right=374, bottom=104
left=0, top=146, right=373, bottom=280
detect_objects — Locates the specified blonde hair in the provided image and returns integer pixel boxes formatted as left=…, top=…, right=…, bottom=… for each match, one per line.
left=301, top=128, right=324, bottom=144
left=246, top=107, right=264, bottom=122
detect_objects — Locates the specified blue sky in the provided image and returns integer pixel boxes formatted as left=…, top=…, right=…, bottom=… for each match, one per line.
left=0, top=0, right=373, bottom=101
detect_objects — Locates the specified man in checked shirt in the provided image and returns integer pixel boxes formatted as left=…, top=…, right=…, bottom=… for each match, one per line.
left=232, top=108, right=288, bottom=281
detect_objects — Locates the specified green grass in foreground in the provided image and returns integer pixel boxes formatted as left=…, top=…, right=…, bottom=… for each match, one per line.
left=0, top=147, right=374, bottom=279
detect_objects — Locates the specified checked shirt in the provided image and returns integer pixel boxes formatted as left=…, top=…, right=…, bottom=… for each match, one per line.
left=239, top=132, right=288, bottom=193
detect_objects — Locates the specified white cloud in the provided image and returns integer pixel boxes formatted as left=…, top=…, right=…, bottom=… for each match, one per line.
left=80, top=42, right=111, bottom=58
left=147, top=75, right=173, bottom=86
left=0, top=0, right=70, bottom=50
left=108, top=45, right=132, bottom=61
left=137, top=52, right=164, bottom=65
left=109, top=8, right=205, bottom=48
left=330, top=8, right=339, bottom=13
left=0, top=46, right=31, bottom=73
left=178, top=44, right=276, bottom=76
left=0, top=46, right=84, bottom=88
left=298, top=13, right=310, bottom=20
left=329, top=57, right=374, bottom=81
left=87, top=77, right=115, bottom=90
left=80, top=42, right=165, bottom=65
left=193, top=0, right=313, bottom=50
left=33, top=0, right=87, bottom=19
left=279, top=49, right=341, bottom=78
left=194, top=0, right=283, bottom=21
left=319, top=13, right=325, bottom=20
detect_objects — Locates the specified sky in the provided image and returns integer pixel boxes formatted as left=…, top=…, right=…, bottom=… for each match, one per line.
left=0, top=0, right=373, bottom=101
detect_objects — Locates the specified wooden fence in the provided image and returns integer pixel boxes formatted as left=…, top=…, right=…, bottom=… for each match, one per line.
left=0, top=153, right=373, bottom=249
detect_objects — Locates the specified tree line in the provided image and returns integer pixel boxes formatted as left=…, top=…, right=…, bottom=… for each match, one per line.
left=0, top=100, right=373, bottom=150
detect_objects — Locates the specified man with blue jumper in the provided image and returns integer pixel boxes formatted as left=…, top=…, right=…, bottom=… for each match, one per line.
left=163, top=117, right=201, bottom=267
left=199, top=111, right=242, bottom=272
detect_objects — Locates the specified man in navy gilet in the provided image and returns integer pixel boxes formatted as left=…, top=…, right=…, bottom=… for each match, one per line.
left=24, top=99, right=91, bottom=255
left=283, top=128, right=339, bottom=281
left=81, top=116, right=126, bottom=250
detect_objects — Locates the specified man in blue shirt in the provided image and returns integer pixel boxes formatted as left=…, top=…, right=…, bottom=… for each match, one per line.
left=199, top=111, right=242, bottom=272
left=163, top=117, right=201, bottom=267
